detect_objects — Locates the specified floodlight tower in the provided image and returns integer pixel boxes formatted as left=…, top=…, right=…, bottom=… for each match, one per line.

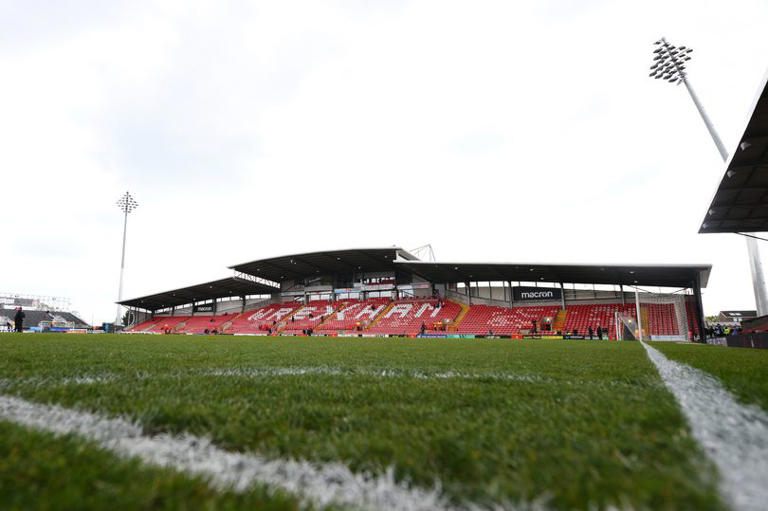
left=115, top=191, right=138, bottom=325
left=649, top=37, right=768, bottom=316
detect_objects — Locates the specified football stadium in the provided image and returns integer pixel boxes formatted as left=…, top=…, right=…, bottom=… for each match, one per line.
left=117, top=247, right=711, bottom=342
left=4, top=5, right=768, bottom=511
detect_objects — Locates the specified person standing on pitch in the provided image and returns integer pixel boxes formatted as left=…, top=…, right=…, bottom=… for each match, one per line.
left=13, top=307, right=25, bottom=332
left=588, top=325, right=593, bottom=340
left=596, top=325, right=603, bottom=340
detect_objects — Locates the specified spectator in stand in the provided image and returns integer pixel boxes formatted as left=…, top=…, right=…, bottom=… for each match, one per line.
left=588, top=326, right=594, bottom=340
left=531, top=319, right=537, bottom=334
left=597, top=325, right=603, bottom=340
left=14, top=307, right=24, bottom=332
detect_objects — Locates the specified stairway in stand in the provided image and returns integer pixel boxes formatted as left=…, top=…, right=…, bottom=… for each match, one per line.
left=641, top=305, right=650, bottom=339
left=448, top=300, right=470, bottom=331
left=553, top=308, right=568, bottom=332
left=365, top=301, right=395, bottom=330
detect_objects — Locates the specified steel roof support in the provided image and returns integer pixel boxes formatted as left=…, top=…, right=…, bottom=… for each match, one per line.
left=692, top=277, right=707, bottom=343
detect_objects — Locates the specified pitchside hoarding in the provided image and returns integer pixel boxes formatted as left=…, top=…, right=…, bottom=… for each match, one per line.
left=512, top=286, right=562, bottom=301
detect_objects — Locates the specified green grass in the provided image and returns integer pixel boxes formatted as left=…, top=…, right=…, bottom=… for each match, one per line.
left=0, top=421, right=304, bottom=511
left=651, top=341, right=768, bottom=411
left=0, top=334, right=726, bottom=510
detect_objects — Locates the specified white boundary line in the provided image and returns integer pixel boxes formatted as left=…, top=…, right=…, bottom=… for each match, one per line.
left=641, top=342, right=768, bottom=511
left=203, top=367, right=545, bottom=383
left=0, top=393, right=458, bottom=510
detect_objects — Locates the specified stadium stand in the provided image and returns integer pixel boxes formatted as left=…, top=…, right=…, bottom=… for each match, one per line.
left=562, top=304, right=637, bottom=338
left=177, top=314, right=233, bottom=334
left=118, top=248, right=711, bottom=340
left=54, top=312, right=90, bottom=328
left=367, top=299, right=461, bottom=335
left=316, top=299, right=390, bottom=332
left=129, top=316, right=165, bottom=332
left=456, top=305, right=560, bottom=335
left=0, top=308, right=89, bottom=330
left=647, top=303, right=679, bottom=336
left=124, top=298, right=687, bottom=340
left=147, top=316, right=188, bottom=333
left=224, top=302, right=301, bottom=334
left=280, top=300, right=339, bottom=334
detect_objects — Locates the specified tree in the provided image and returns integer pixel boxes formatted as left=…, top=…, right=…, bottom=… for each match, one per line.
left=121, top=310, right=134, bottom=326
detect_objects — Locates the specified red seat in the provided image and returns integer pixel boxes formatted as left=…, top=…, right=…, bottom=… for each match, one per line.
left=456, top=305, right=560, bottom=335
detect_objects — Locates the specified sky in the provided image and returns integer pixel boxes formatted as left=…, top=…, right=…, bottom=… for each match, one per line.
left=2, top=0, right=768, bottom=323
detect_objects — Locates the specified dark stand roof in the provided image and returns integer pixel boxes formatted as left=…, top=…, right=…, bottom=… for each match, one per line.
left=229, top=247, right=418, bottom=282
left=395, top=261, right=711, bottom=288
left=118, top=277, right=278, bottom=311
left=701, top=70, right=768, bottom=233
left=718, top=310, right=757, bottom=319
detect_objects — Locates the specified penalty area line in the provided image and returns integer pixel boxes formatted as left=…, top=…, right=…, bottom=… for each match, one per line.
left=0, top=393, right=488, bottom=511
left=641, top=342, right=768, bottom=511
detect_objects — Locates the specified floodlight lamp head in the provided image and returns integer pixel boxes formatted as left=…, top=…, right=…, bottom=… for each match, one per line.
left=116, top=191, right=138, bottom=214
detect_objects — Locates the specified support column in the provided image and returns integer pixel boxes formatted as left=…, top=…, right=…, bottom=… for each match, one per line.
left=560, top=283, right=566, bottom=310
left=635, top=288, right=643, bottom=342
left=241, top=296, right=246, bottom=313
left=620, top=285, right=625, bottom=307
left=692, top=277, right=707, bottom=343
left=465, top=281, right=471, bottom=306
left=508, top=281, right=514, bottom=307
left=213, top=299, right=218, bottom=315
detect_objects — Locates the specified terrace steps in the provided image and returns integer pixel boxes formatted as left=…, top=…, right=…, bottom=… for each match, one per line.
left=449, top=300, right=470, bottom=331
left=365, top=301, right=395, bottom=330
left=220, top=318, right=235, bottom=333
left=553, top=309, right=568, bottom=332
left=641, top=306, right=650, bottom=338
left=315, top=303, right=345, bottom=329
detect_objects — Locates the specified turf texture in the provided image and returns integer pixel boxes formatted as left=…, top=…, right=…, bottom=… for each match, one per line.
left=0, top=334, right=730, bottom=510
left=651, top=341, right=768, bottom=411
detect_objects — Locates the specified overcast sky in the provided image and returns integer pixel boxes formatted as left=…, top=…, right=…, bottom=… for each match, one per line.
left=3, top=0, right=768, bottom=323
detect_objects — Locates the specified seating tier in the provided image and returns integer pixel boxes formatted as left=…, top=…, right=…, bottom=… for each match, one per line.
left=456, top=305, right=560, bottom=335
left=367, top=299, right=461, bottom=335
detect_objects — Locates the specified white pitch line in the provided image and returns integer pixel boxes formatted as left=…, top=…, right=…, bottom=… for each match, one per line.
left=204, top=366, right=545, bottom=383
left=0, top=375, right=114, bottom=389
left=0, top=393, right=476, bottom=511
left=641, top=342, right=768, bottom=511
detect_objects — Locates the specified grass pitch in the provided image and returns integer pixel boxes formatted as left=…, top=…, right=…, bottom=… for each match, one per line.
left=0, top=334, right=749, bottom=510
left=653, top=342, right=768, bottom=411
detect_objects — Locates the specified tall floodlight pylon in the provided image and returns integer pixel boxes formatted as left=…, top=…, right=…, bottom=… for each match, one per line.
left=649, top=37, right=768, bottom=316
left=116, top=192, right=138, bottom=326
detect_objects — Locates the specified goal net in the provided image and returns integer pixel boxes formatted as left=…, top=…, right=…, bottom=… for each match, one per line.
left=614, top=290, right=693, bottom=341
